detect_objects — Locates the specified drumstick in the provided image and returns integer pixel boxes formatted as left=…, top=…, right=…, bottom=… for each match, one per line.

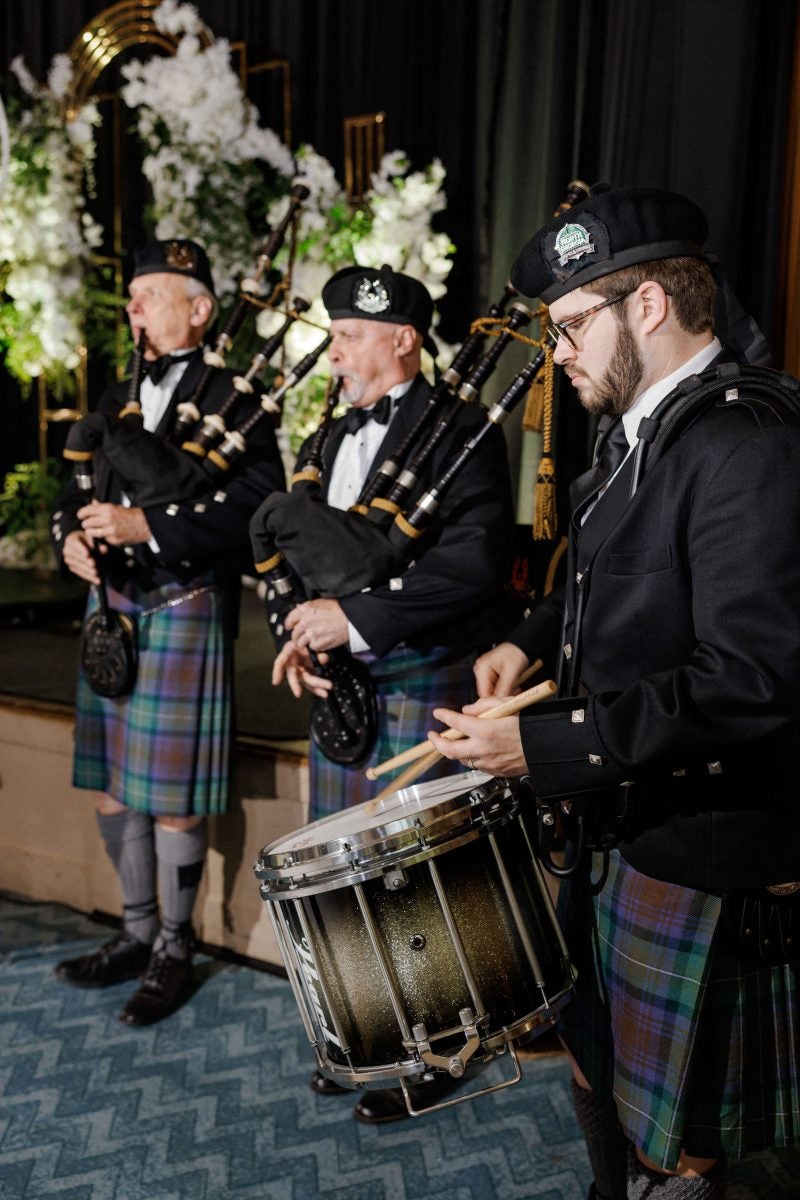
left=365, top=674, right=554, bottom=781
left=367, top=748, right=444, bottom=806
left=363, top=678, right=557, bottom=814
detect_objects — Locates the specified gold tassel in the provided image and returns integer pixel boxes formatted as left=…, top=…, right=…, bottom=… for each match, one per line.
left=523, top=381, right=545, bottom=432
left=533, top=455, right=557, bottom=540
left=532, top=344, right=557, bottom=540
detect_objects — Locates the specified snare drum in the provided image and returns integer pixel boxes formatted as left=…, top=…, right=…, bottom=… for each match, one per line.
left=255, top=772, right=575, bottom=1089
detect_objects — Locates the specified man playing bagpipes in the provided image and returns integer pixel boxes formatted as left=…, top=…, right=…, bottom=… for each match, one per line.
left=50, top=239, right=285, bottom=1026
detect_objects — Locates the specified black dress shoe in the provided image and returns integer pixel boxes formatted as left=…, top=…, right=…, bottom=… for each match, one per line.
left=309, top=1070, right=352, bottom=1096
left=353, top=1073, right=468, bottom=1125
left=118, top=949, right=192, bottom=1026
left=54, top=934, right=153, bottom=988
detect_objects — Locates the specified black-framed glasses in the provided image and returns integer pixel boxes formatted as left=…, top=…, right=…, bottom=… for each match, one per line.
left=544, top=291, right=632, bottom=350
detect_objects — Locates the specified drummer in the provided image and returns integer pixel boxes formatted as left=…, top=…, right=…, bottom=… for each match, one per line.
left=270, top=264, right=515, bottom=1122
left=427, top=185, right=800, bottom=1198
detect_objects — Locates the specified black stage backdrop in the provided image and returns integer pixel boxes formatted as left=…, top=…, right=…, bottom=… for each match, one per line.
left=2, top=0, right=797, bottom=478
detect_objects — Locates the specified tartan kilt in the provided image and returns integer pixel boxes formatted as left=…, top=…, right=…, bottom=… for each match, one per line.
left=559, top=849, right=800, bottom=1170
left=73, top=580, right=232, bottom=818
left=308, top=644, right=477, bottom=822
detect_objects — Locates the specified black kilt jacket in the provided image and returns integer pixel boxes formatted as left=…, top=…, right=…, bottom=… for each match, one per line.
left=514, top=366, right=800, bottom=892
left=52, top=349, right=286, bottom=596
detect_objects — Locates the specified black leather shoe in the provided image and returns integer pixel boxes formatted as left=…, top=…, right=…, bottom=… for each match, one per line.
left=308, top=1070, right=352, bottom=1096
left=118, top=949, right=192, bottom=1026
left=353, top=1073, right=467, bottom=1125
left=54, top=934, right=153, bottom=988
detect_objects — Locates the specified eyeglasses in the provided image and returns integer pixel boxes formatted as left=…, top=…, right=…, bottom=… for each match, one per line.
left=544, top=292, right=632, bottom=350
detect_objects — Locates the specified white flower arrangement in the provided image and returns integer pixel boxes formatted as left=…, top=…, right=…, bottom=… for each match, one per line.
left=0, top=0, right=456, bottom=450
left=0, top=54, right=102, bottom=392
left=260, top=147, right=455, bottom=449
left=120, top=0, right=294, bottom=298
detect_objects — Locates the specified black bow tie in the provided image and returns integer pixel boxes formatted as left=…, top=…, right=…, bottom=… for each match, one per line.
left=145, top=352, right=193, bottom=385
left=343, top=395, right=393, bottom=434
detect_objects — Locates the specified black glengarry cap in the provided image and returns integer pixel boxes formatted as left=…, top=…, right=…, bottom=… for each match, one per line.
left=511, top=184, right=709, bottom=303
left=322, top=264, right=437, bottom=356
left=132, top=238, right=216, bottom=297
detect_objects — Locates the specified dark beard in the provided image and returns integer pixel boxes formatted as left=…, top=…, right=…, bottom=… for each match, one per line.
left=593, top=315, right=645, bottom=416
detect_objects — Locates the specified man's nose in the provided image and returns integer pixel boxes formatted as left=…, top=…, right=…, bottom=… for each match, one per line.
left=552, top=334, right=574, bottom=366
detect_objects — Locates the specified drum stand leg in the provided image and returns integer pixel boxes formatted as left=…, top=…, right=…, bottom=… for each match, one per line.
left=398, top=1042, right=523, bottom=1117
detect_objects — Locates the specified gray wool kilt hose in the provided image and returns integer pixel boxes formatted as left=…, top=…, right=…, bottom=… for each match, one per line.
left=558, top=848, right=800, bottom=1171
left=308, top=643, right=478, bottom=823
left=72, top=580, right=232, bottom=818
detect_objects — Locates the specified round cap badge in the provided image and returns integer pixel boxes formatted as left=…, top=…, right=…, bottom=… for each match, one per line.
left=353, top=277, right=391, bottom=315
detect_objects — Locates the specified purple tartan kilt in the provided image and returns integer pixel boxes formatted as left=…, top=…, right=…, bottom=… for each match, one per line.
left=73, top=581, right=232, bottom=818
left=308, top=644, right=477, bottom=822
left=559, top=849, right=800, bottom=1170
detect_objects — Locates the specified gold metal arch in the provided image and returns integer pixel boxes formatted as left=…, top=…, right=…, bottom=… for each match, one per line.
left=66, top=0, right=212, bottom=111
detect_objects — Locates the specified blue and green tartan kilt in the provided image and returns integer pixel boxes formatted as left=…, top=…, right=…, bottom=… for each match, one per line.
left=73, top=579, right=232, bottom=818
left=558, top=849, right=800, bottom=1170
left=308, top=644, right=477, bottom=822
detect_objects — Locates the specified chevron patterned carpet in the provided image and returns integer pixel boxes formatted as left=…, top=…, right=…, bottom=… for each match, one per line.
left=1, top=895, right=798, bottom=1200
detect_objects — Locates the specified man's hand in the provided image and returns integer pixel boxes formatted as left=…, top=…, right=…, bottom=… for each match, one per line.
left=474, top=641, right=530, bottom=698
left=427, top=699, right=528, bottom=777
left=78, top=500, right=152, bottom=547
left=286, top=598, right=350, bottom=652
left=62, top=530, right=101, bottom=586
left=272, top=641, right=332, bottom=699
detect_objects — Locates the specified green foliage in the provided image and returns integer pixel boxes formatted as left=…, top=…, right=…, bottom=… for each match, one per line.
left=0, top=460, right=67, bottom=537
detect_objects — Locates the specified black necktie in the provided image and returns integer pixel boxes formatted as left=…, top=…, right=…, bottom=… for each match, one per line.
left=593, top=417, right=629, bottom=481
left=343, top=394, right=393, bottom=434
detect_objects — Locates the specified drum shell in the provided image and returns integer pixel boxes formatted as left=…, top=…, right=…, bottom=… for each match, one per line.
left=260, top=783, right=574, bottom=1083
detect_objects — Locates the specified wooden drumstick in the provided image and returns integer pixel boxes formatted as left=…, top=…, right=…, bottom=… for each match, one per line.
left=363, top=678, right=557, bottom=810
left=365, top=673, right=552, bottom=781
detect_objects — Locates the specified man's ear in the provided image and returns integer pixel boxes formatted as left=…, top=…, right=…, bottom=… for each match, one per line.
left=392, top=324, right=418, bottom=358
left=636, top=280, right=670, bottom=334
left=189, top=294, right=214, bottom=328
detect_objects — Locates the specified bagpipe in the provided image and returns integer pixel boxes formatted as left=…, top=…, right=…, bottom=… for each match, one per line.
left=249, top=294, right=551, bottom=765
left=249, top=181, right=592, bottom=768
left=61, top=183, right=326, bottom=697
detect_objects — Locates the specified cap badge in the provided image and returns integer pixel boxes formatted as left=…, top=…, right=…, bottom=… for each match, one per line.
left=165, top=241, right=196, bottom=272
left=554, top=223, right=596, bottom=268
left=354, top=277, right=391, bottom=314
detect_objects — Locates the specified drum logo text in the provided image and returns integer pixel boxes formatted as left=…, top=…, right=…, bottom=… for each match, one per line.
left=293, top=934, right=343, bottom=1050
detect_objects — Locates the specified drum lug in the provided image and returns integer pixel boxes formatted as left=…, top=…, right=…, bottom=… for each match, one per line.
left=382, top=866, right=409, bottom=891
left=411, top=1007, right=483, bottom=1078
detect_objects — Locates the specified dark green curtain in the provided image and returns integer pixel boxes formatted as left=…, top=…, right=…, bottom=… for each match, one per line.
left=2, top=0, right=797, bottom=482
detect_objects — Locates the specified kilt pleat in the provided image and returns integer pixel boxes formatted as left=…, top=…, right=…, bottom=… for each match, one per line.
left=559, top=849, right=800, bottom=1170
left=73, top=582, right=232, bottom=817
left=308, top=644, right=477, bottom=822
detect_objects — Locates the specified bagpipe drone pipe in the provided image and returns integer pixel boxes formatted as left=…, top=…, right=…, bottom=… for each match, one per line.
left=62, top=179, right=313, bottom=509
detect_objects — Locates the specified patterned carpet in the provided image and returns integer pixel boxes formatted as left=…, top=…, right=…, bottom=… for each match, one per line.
left=1, top=895, right=798, bottom=1200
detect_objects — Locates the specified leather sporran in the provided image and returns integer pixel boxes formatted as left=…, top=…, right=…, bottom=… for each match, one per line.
left=309, top=650, right=379, bottom=766
left=721, top=882, right=800, bottom=967
left=79, top=609, right=138, bottom=699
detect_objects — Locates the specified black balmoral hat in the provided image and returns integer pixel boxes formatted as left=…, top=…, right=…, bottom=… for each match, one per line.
left=511, top=185, right=709, bottom=304
left=132, top=238, right=216, bottom=297
left=322, top=264, right=437, bottom=356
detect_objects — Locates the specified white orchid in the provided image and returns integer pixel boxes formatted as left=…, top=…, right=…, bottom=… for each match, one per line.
left=0, top=54, right=103, bottom=391
left=121, top=2, right=294, bottom=296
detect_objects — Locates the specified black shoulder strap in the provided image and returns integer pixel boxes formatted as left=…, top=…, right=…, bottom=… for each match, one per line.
left=629, top=363, right=800, bottom=496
